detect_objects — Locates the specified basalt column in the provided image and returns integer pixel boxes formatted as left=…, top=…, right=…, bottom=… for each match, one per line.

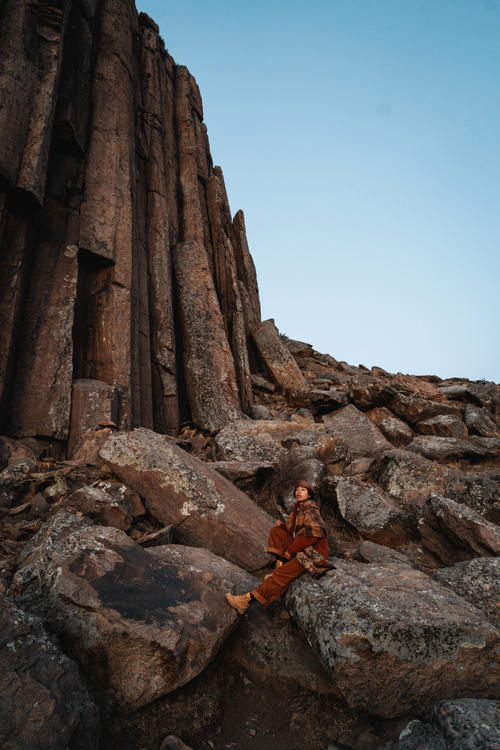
left=173, top=66, right=241, bottom=433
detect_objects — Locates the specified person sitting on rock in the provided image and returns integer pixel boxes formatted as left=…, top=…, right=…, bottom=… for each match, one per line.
left=226, top=479, right=331, bottom=614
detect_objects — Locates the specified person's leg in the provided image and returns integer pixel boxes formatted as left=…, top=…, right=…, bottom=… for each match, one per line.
left=251, top=557, right=304, bottom=608
left=267, top=525, right=292, bottom=557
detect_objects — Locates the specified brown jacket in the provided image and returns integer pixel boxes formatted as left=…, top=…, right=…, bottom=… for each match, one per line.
left=285, top=499, right=327, bottom=540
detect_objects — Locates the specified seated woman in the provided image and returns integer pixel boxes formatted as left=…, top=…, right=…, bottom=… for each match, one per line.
left=226, top=479, right=331, bottom=614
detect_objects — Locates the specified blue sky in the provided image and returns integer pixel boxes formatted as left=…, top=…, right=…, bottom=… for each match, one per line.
left=137, top=1, right=500, bottom=383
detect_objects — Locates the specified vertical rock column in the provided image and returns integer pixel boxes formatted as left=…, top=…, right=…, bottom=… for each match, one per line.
left=173, top=66, right=241, bottom=432
left=207, top=168, right=253, bottom=412
left=138, top=15, right=180, bottom=434
left=78, top=0, right=140, bottom=430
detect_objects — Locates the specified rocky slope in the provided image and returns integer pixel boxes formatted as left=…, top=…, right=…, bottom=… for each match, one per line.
left=0, top=1, right=499, bottom=749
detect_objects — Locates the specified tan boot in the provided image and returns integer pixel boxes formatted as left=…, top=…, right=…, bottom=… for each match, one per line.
left=225, top=592, right=251, bottom=614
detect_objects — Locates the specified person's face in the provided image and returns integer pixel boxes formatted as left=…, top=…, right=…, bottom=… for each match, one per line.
left=295, top=485, right=310, bottom=502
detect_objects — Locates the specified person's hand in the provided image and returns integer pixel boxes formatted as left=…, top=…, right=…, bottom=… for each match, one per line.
left=284, top=551, right=291, bottom=560
left=274, top=520, right=284, bottom=527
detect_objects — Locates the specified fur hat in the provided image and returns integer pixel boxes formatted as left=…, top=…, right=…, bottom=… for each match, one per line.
left=294, top=479, right=315, bottom=497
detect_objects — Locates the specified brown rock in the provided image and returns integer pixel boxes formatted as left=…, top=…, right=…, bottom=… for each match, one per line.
left=349, top=374, right=396, bottom=410
left=357, top=540, right=412, bottom=566
left=0, top=599, right=100, bottom=750
left=323, top=404, right=392, bottom=457
left=67, top=380, right=119, bottom=458
left=12, top=512, right=243, bottom=710
left=99, top=428, right=272, bottom=571
left=335, top=477, right=410, bottom=546
left=391, top=393, right=461, bottom=426
left=415, top=414, right=468, bottom=439
left=210, top=460, right=275, bottom=493
left=251, top=319, right=309, bottom=400
left=435, top=558, right=500, bottom=629
left=407, top=436, right=499, bottom=463
left=62, top=479, right=145, bottom=531
left=464, top=404, right=498, bottom=437
left=418, top=494, right=500, bottom=564
left=378, top=417, right=414, bottom=447
left=309, top=388, right=349, bottom=414
left=286, top=561, right=499, bottom=718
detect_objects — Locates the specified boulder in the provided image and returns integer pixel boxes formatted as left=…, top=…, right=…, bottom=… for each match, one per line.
left=67, top=380, right=119, bottom=458
left=323, top=404, right=392, bottom=457
left=391, top=393, right=461, bottom=425
left=251, top=319, right=309, bottom=400
left=418, top=494, right=500, bottom=564
left=349, top=374, right=396, bottom=410
left=99, top=428, right=273, bottom=570
left=214, top=418, right=327, bottom=462
left=378, top=417, right=414, bottom=447
left=464, top=404, right=498, bottom=437
left=62, top=479, right=145, bottom=531
left=357, top=540, right=413, bottom=567
left=415, top=414, right=468, bottom=439
left=335, top=477, right=410, bottom=546
left=407, top=436, right=499, bottom=463
left=309, top=388, right=349, bottom=414
left=435, top=558, right=500, bottom=629
left=0, top=599, right=100, bottom=750
left=11, top=512, right=243, bottom=710
left=383, top=699, right=500, bottom=750
left=209, top=460, right=274, bottom=494
left=376, top=450, right=499, bottom=520
left=286, top=561, right=499, bottom=718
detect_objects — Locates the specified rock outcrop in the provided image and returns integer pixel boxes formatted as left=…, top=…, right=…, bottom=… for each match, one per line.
left=0, top=0, right=261, bottom=442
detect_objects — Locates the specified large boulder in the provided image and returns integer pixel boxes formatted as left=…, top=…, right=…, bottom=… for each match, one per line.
left=62, top=479, right=145, bottom=531
left=335, top=477, right=410, bottom=546
left=286, top=560, right=499, bottom=718
left=251, top=319, right=309, bottom=400
left=99, top=428, right=273, bottom=570
left=0, top=599, right=100, bottom=750
left=464, top=404, right=498, bottom=437
left=435, top=558, right=500, bottom=629
left=391, top=393, right=461, bottom=425
left=415, top=414, right=468, bottom=439
left=418, top=494, right=500, bottom=564
left=407, top=435, right=499, bottom=463
left=11, top=511, right=244, bottom=710
left=376, top=450, right=499, bottom=520
left=323, top=404, right=391, bottom=457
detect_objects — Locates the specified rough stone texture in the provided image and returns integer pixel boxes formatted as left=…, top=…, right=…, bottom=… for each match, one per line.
left=435, top=558, right=500, bottom=629
left=335, top=477, right=410, bottom=546
left=384, top=699, right=500, bottom=750
left=251, top=319, right=309, bottom=400
left=67, top=379, right=119, bottom=458
left=214, top=418, right=326, bottom=463
left=418, top=494, right=500, bottom=564
left=99, top=428, right=272, bottom=571
left=11, top=512, right=242, bottom=710
left=286, top=561, right=499, bottom=718
left=378, top=417, right=414, bottom=447
left=309, top=388, right=350, bottom=414
left=357, top=540, right=413, bottom=567
left=0, top=2, right=262, bottom=442
left=415, top=414, right=468, bottom=439
left=391, top=393, right=461, bottom=426
left=62, top=479, right=145, bottom=531
left=323, top=404, right=392, bottom=457
left=210, top=460, right=275, bottom=493
left=464, top=404, right=498, bottom=437
left=0, top=598, right=100, bottom=750
left=376, top=449, right=499, bottom=520
left=349, top=374, right=396, bottom=410
left=407, top=435, right=499, bottom=463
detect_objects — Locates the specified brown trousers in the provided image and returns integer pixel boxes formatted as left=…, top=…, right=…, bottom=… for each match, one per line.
left=252, top=526, right=329, bottom=608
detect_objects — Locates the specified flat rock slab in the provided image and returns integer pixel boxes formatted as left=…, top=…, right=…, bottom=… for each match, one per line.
left=0, top=599, right=100, bottom=750
left=11, top=511, right=243, bottom=710
left=99, top=428, right=273, bottom=571
left=323, top=404, right=392, bottom=457
left=286, top=560, right=499, bottom=718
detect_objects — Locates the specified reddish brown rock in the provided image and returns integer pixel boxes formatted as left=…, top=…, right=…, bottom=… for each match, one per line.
left=323, top=404, right=392, bottom=457
left=349, top=374, right=396, bottom=410
left=286, top=561, right=499, bottom=718
left=99, top=428, right=272, bottom=571
left=378, top=417, right=414, bottom=447
left=251, top=319, right=309, bottom=400
left=67, top=380, right=118, bottom=458
left=407, top=436, right=499, bottom=463
left=12, top=512, right=245, bottom=711
left=464, top=404, right=498, bottom=437
left=62, top=479, right=145, bottom=531
left=391, top=393, right=461, bottom=426
left=415, top=414, right=468, bottom=439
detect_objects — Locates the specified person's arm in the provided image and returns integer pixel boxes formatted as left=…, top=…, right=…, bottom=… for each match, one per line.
left=285, top=535, right=320, bottom=557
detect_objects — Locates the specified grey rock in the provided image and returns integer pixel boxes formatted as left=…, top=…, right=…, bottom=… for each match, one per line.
left=415, top=414, right=468, bottom=439
left=464, top=404, right=498, bottom=437
left=335, top=477, right=409, bottom=546
left=435, top=557, right=500, bottom=628
left=323, top=404, right=391, bottom=457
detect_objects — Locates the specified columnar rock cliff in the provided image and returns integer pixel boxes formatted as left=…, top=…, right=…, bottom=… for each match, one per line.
left=0, top=0, right=261, bottom=443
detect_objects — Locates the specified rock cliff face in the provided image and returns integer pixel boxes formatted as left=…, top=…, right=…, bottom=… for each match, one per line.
left=0, top=0, right=261, bottom=442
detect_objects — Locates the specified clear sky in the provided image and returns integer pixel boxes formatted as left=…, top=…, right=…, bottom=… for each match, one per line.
left=136, top=0, right=500, bottom=383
